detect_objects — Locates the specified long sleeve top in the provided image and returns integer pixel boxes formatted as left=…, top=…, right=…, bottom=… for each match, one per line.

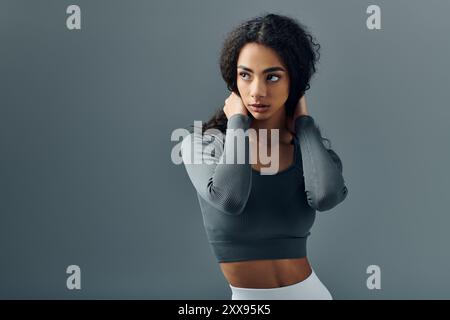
left=181, top=113, right=348, bottom=262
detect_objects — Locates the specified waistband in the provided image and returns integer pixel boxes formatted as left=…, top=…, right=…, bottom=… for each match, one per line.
left=229, top=269, right=317, bottom=292
left=211, top=236, right=308, bottom=263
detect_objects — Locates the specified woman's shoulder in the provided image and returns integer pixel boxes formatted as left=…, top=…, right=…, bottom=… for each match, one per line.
left=182, top=131, right=224, bottom=147
left=180, top=131, right=226, bottom=161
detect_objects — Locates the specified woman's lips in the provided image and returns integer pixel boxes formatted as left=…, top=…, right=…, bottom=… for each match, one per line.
left=250, top=104, right=270, bottom=113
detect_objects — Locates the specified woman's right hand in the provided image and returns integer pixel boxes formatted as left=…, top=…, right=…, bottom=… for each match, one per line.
left=223, top=92, right=248, bottom=119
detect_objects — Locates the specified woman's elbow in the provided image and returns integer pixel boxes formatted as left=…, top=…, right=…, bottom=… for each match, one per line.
left=307, top=185, right=348, bottom=212
left=205, top=190, right=249, bottom=216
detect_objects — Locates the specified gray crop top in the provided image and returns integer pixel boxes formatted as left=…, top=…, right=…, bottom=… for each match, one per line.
left=180, top=113, right=348, bottom=263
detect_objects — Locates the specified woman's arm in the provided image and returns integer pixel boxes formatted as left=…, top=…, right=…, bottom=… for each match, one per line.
left=181, top=114, right=252, bottom=215
left=295, top=115, right=348, bottom=212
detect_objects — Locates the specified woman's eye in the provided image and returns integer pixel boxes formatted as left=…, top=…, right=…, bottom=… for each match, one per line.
left=239, top=72, right=250, bottom=80
left=268, top=74, right=280, bottom=82
left=239, top=72, right=280, bottom=82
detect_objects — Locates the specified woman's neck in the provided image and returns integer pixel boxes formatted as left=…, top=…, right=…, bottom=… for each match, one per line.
left=249, top=108, right=292, bottom=146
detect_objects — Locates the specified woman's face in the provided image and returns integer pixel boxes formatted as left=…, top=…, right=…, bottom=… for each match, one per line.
left=236, top=42, right=290, bottom=120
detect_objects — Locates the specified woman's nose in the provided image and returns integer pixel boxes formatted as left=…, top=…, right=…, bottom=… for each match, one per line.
left=250, top=79, right=267, bottom=98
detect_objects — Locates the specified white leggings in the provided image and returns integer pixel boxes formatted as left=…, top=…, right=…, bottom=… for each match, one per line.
left=229, top=268, right=333, bottom=300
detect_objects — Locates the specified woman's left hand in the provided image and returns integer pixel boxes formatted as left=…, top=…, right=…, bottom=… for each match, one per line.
left=286, top=94, right=309, bottom=134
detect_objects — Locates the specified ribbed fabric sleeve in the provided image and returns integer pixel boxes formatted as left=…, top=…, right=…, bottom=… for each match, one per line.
left=294, top=115, right=348, bottom=212
left=181, top=114, right=252, bottom=215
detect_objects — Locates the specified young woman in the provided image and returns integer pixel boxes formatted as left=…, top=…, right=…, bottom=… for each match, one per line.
left=181, top=13, right=348, bottom=300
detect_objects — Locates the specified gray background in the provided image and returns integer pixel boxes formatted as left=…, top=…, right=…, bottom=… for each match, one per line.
left=1, top=0, right=449, bottom=299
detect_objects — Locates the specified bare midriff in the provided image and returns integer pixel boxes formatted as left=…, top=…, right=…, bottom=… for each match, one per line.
left=219, top=257, right=312, bottom=289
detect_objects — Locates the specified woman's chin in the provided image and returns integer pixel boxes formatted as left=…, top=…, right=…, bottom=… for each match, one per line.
left=250, top=111, right=270, bottom=120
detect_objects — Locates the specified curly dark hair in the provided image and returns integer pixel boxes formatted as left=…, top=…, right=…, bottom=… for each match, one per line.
left=189, top=12, right=333, bottom=148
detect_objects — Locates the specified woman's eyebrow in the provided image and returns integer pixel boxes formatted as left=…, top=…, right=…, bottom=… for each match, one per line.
left=237, top=65, right=286, bottom=73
